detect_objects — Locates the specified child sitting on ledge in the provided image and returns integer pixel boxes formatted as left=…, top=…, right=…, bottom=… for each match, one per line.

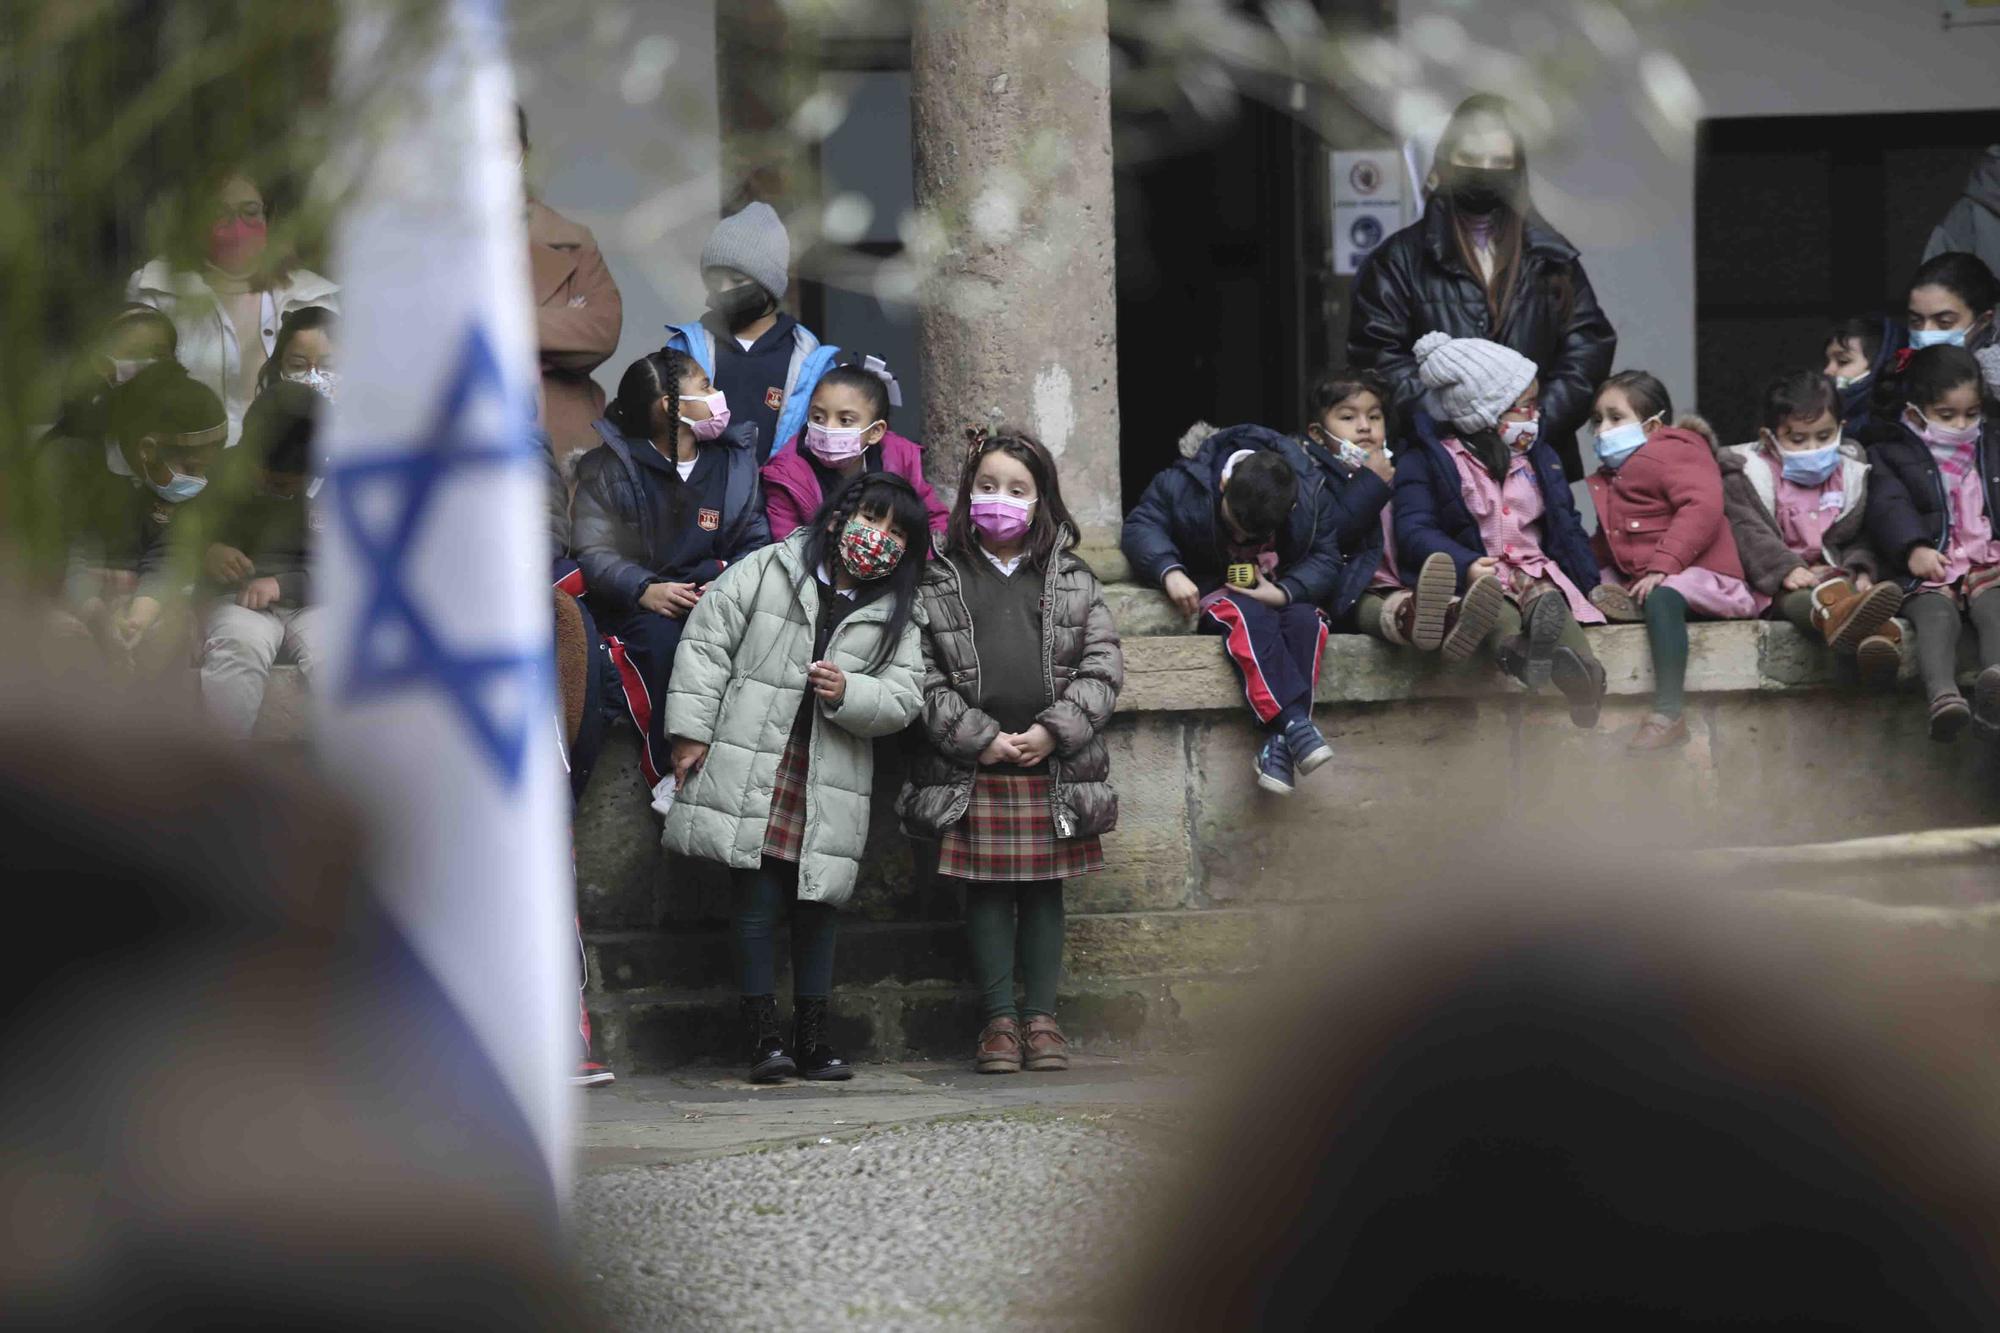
left=1122, top=423, right=1344, bottom=796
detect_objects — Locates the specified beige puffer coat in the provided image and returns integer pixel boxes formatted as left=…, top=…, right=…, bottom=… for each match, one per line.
left=661, top=531, right=924, bottom=905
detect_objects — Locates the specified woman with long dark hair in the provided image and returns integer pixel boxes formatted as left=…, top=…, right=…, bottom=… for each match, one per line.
left=661, top=472, right=927, bottom=1082
left=1347, top=94, right=1616, bottom=479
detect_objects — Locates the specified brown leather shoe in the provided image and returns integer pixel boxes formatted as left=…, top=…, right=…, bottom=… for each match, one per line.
left=1440, top=574, right=1506, bottom=662
left=1409, top=552, right=1457, bottom=651
left=976, top=1017, right=1022, bottom=1074
left=1589, top=584, right=1644, bottom=623
left=1811, top=578, right=1903, bottom=651
left=1626, top=713, right=1689, bottom=753
left=1856, top=618, right=1905, bottom=686
left=1021, top=1014, right=1070, bottom=1072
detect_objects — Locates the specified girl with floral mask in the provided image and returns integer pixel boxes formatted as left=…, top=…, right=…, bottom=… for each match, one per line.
left=1582, top=371, right=1766, bottom=753
left=573, top=348, right=772, bottom=797
left=661, top=473, right=926, bottom=1083
left=1718, top=371, right=1902, bottom=685
left=1860, top=345, right=2000, bottom=741
left=256, top=306, right=338, bottom=401
left=760, top=355, right=949, bottom=545
left=901, top=429, right=1122, bottom=1075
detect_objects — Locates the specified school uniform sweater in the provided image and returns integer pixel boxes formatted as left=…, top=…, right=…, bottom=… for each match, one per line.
left=954, top=550, right=1052, bottom=774
left=706, top=311, right=799, bottom=449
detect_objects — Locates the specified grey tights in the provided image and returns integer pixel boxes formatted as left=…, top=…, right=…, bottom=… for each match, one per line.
left=1904, top=589, right=2000, bottom=699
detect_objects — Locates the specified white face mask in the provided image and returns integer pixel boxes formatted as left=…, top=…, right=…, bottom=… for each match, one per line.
left=1498, top=417, right=1539, bottom=449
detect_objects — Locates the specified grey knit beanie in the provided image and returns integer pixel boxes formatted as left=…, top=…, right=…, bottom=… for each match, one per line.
left=1413, top=331, right=1538, bottom=433
left=700, top=202, right=790, bottom=302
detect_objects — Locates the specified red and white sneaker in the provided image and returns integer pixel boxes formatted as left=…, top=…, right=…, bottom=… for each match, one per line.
left=571, top=1061, right=616, bottom=1088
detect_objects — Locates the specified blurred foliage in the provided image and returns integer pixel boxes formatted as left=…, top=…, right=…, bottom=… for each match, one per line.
left=0, top=0, right=340, bottom=579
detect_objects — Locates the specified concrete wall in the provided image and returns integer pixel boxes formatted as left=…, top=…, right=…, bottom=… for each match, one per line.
left=575, top=622, right=2000, bottom=1069
left=510, top=1, right=721, bottom=403
left=1393, top=0, right=2000, bottom=414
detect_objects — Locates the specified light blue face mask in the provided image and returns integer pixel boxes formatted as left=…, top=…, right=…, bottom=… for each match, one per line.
left=1779, top=443, right=1842, bottom=486
left=1909, top=326, right=1968, bottom=350
left=1593, top=419, right=1651, bottom=469
left=148, top=469, right=208, bottom=503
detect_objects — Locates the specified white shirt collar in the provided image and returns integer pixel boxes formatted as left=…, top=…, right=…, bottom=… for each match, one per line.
left=815, top=561, right=859, bottom=600
left=979, top=545, right=1027, bottom=577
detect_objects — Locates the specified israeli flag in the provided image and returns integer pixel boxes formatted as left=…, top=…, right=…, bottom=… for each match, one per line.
left=317, top=0, right=572, bottom=1197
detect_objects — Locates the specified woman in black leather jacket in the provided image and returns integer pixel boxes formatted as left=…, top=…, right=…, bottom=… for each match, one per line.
left=1346, top=94, right=1617, bottom=479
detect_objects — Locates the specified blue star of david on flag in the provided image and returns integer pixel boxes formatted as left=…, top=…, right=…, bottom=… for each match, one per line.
left=328, top=323, right=549, bottom=787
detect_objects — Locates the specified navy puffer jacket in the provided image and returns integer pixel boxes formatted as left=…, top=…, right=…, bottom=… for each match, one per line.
left=1391, top=408, right=1598, bottom=595
left=1859, top=416, right=2000, bottom=590
left=1298, top=435, right=1393, bottom=621
left=1120, top=425, right=1346, bottom=609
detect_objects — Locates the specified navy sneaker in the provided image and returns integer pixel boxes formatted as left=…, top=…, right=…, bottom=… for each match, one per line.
left=1254, top=736, right=1295, bottom=795
left=1283, top=716, right=1333, bottom=777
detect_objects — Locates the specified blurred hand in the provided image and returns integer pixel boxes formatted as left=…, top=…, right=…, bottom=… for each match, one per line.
left=237, top=577, right=281, bottom=611
left=1365, top=447, right=1394, bottom=484
left=1242, top=574, right=1289, bottom=608
left=1631, top=572, right=1667, bottom=605
left=1781, top=565, right=1817, bottom=592
left=1469, top=557, right=1500, bottom=584
left=808, top=660, right=846, bottom=705
left=205, top=543, right=255, bottom=583
left=670, top=738, right=708, bottom=785
left=1908, top=547, right=1948, bottom=582
left=1162, top=570, right=1200, bottom=618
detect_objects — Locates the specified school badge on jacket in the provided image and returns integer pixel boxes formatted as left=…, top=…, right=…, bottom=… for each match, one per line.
left=698, top=507, right=721, bottom=531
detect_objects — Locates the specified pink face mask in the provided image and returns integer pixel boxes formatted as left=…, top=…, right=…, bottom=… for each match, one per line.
left=1914, top=410, right=1981, bottom=451
left=970, top=493, right=1035, bottom=543
left=208, top=216, right=267, bottom=274
left=805, top=420, right=878, bottom=464
left=679, top=390, right=731, bottom=442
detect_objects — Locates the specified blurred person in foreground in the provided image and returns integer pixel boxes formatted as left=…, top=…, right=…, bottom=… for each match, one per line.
left=1125, top=866, right=2000, bottom=1329
left=127, top=169, right=339, bottom=445
left=0, top=651, right=580, bottom=1328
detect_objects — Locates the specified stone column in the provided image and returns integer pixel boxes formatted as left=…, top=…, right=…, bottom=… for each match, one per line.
left=910, top=0, right=1124, bottom=550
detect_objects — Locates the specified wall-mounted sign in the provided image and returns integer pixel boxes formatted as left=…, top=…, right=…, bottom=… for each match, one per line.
left=1331, top=149, right=1407, bottom=277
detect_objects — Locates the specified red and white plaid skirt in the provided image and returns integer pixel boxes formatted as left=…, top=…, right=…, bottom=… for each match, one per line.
left=935, top=771, right=1104, bottom=883
left=760, top=728, right=809, bottom=863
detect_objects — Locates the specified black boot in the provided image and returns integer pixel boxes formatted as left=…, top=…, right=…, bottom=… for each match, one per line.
left=792, top=996, right=852, bottom=1081
left=1550, top=646, right=1607, bottom=728
left=741, top=994, right=795, bottom=1083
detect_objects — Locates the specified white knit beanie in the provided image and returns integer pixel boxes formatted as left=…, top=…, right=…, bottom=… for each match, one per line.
left=700, top=202, right=791, bottom=302
left=1413, top=331, right=1538, bottom=433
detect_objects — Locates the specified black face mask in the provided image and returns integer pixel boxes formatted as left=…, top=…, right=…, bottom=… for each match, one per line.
left=706, top=282, right=775, bottom=333
left=1443, top=164, right=1519, bottom=216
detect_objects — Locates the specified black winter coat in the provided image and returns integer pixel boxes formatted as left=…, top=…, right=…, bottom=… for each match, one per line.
left=570, top=419, right=771, bottom=614
left=1298, top=436, right=1393, bottom=622
left=1346, top=205, right=1617, bottom=480
left=1860, top=417, right=2000, bottom=590
left=1120, top=425, right=1345, bottom=608
left=897, top=544, right=1123, bottom=843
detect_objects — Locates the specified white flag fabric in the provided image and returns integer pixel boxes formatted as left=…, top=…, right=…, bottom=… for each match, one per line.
left=318, top=0, right=572, bottom=1196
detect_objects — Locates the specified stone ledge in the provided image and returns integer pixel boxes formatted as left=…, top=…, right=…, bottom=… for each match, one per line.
left=1116, top=620, right=1927, bottom=714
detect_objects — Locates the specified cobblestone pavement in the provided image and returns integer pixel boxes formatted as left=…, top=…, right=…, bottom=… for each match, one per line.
left=571, top=1057, right=1199, bottom=1331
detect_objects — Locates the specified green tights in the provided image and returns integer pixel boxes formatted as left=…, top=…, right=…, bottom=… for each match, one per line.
left=964, top=880, right=1066, bottom=1022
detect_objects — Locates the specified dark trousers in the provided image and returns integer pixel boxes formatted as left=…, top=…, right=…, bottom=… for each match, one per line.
left=732, top=858, right=838, bottom=999
left=1905, top=588, right=2000, bottom=700
left=965, top=879, right=1065, bottom=1022
left=1199, top=592, right=1327, bottom=727
left=601, top=606, right=685, bottom=788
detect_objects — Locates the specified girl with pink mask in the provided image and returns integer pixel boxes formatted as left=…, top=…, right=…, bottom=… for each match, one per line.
left=760, top=354, right=949, bottom=546
left=574, top=348, right=772, bottom=794
left=1860, top=345, right=2000, bottom=742
left=900, top=429, right=1124, bottom=1075
left=127, top=172, right=338, bottom=446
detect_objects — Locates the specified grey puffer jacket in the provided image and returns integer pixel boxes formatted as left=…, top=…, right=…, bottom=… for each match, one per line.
left=662, top=531, right=923, bottom=905
left=897, top=543, right=1123, bottom=843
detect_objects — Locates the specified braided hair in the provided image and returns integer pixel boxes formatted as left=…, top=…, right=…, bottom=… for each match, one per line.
left=605, top=347, right=704, bottom=518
